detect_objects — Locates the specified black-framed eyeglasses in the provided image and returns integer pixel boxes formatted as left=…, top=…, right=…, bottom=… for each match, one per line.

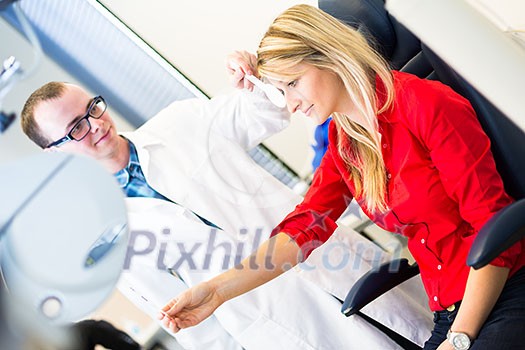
left=46, top=96, right=107, bottom=148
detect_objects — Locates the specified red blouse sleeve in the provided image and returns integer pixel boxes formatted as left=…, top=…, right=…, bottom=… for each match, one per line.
left=272, top=128, right=353, bottom=260
left=406, top=78, right=519, bottom=268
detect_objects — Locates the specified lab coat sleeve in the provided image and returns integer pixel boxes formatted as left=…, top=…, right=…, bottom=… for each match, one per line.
left=207, top=88, right=291, bottom=150
left=134, top=88, right=290, bottom=152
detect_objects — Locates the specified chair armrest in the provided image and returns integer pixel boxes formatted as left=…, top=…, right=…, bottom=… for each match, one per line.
left=467, top=199, right=525, bottom=269
left=341, top=258, right=420, bottom=316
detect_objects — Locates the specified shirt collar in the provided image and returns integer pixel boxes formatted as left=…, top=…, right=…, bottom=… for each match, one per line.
left=114, top=138, right=139, bottom=188
left=376, top=71, right=400, bottom=125
left=121, top=130, right=162, bottom=148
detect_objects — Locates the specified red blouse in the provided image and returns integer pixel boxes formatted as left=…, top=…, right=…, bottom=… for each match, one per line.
left=274, top=71, right=524, bottom=311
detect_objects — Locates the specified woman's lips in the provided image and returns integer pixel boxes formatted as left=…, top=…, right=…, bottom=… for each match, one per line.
left=304, top=105, right=314, bottom=117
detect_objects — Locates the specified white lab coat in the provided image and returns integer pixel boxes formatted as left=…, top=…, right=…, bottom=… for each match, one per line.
left=118, top=89, right=433, bottom=349
left=124, top=88, right=299, bottom=237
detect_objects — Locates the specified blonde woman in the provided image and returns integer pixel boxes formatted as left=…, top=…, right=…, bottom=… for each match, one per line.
left=160, top=5, right=525, bottom=349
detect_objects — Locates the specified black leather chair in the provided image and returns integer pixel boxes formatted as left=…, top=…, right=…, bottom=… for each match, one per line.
left=319, top=0, right=434, bottom=78
left=420, top=45, right=525, bottom=269
left=319, top=1, right=525, bottom=349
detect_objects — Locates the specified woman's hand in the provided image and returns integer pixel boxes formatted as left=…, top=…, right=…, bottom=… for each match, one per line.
left=157, top=281, right=223, bottom=333
left=225, top=50, right=258, bottom=91
left=158, top=233, right=301, bottom=333
left=436, top=340, right=453, bottom=350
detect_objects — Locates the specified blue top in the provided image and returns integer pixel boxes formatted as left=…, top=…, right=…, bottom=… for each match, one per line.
left=311, top=117, right=331, bottom=171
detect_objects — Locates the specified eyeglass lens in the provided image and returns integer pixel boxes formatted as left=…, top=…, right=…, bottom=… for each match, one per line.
left=88, top=98, right=106, bottom=119
left=70, top=98, right=106, bottom=141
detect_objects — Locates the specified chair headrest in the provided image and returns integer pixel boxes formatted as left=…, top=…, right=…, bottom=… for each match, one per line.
left=319, top=0, right=422, bottom=70
left=422, top=45, right=525, bottom=199
left=319, top=0, right=396, bottom=58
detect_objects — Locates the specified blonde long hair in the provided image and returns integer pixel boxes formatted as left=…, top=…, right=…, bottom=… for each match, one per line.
left=257, top=4, right=395, bottom=213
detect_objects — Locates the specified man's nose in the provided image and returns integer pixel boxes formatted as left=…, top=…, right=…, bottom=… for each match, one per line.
left=89, top=116, right=104, bottom=133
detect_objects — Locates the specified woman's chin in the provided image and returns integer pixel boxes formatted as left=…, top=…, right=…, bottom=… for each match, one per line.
left=313, top=114, right=330, bottom=125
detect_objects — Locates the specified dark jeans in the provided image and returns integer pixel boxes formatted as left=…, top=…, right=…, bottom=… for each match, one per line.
left=423, top=267, right=525, bottom=350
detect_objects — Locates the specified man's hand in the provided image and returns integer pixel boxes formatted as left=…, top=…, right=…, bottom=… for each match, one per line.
left=226, top=50, right=258, bottom=91
left=157, top=281, right=223, bottom=333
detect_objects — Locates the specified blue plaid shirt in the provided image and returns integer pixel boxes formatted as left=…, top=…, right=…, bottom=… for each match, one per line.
left=114, top=140, right=170, bottom=201
left=114, top=139, right=219, bottom=229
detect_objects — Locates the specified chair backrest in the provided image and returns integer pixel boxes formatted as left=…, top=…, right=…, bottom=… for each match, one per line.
left=421, top=45, right=525, bottom=200
left=319, top=0, right=432, bottom=77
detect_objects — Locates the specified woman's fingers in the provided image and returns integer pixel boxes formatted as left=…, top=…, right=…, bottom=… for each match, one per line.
left=226, top=50, right=258, bottom=90
left=158, top=283, right=219, bottom=333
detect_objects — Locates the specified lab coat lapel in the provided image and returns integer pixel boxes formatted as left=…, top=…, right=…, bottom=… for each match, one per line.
left=122, top=95, right=301, bottom=239
left=123, top=130, right=193, bottom=206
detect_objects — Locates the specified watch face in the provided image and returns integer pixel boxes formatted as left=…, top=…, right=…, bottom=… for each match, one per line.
left=452, top=333, right=471, bottom=350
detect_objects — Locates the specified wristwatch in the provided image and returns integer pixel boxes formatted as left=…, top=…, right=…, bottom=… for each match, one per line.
left=447, top=329, right=471, bottom=350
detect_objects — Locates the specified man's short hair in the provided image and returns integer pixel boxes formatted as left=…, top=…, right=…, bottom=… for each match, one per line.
left=21, top=81, right=67, bottom=149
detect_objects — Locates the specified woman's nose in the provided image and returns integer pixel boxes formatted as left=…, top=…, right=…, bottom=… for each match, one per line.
left=286, top=93, right=300, bottom=114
